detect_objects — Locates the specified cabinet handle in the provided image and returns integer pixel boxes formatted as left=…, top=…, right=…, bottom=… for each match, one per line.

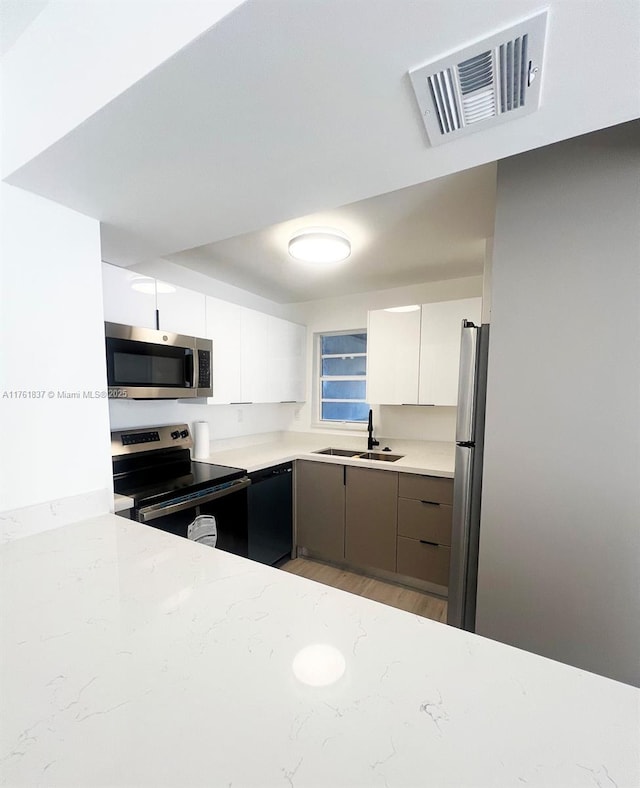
left=420, top=500, right=441, bottom=507
left=155, top=309, right=160, bottom=330
left=419, top=540, right=440, bottom=547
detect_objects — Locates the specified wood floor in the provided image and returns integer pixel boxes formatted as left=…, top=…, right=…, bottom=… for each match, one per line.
left=280, top=557, right=447, bottom=623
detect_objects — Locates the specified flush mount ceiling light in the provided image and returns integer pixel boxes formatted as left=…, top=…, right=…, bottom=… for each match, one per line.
left=384, top=305, right=420, bottom=313
left=288, top=228, right=351, bottom=264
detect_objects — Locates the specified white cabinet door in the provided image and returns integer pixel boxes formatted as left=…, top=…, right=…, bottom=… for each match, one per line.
left=367, top=308, right=421, bottom=405
left=419, top=297, right=482, bottom=406
left=240, top=308, right=270, bottom=403
left=156, top=282, right=206, bottom=337
left=101, top=263, right=157, bottom=328
left=205, top=296, right=242, bottom=404
left=267, top=317, right=306, bottom=402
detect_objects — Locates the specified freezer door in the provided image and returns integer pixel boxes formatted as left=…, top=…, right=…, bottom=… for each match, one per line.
left=455, top=322, right=479, bottom=444
left=447, top=444, right=473, bottom=628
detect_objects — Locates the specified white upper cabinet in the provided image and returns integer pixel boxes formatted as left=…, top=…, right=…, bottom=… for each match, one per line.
left=367, top=297, right=482, bottom=406
left=205, top=296, right=242, bottom=404
left=102, top=264, right=206, bottom=337
left=240, top=308, right=271, bottom=403
left=418, top=297, right=482, bottom=406
left=367, top=308, right=421, bottom=405
left=103, top=263, right=307, bottom=405
left=101, top=263, right=157, bottom=328
left=205, top=302, right=306, bottom=405
left=156, top=282, right=207, bottom=338
left=267, top=317, right=306, bottom=403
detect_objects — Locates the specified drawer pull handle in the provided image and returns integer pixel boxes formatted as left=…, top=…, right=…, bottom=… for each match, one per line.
left=419, top=540, right=440, bottom=547
left=420, top=500, right=441, bottom=507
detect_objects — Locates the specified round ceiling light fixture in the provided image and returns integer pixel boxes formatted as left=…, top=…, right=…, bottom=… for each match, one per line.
left=288, top=228, right=351, bottom=264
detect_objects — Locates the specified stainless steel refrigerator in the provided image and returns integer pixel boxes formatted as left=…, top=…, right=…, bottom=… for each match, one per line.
left=447, top=320, right=490, bottom=631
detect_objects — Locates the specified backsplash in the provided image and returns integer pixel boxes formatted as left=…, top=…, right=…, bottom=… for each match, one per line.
left=108, top=401, right=456, bottom=444
left=108, top=400, right=297, bottom=440
left=378, top=405, right=457, bottom=442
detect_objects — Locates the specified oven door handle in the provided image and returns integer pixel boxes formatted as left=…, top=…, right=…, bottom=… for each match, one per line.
left=137, top=477, right=251, bottom=523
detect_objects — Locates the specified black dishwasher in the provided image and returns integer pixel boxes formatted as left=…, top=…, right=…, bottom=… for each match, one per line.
left=247, top=463, right=293, bottom=566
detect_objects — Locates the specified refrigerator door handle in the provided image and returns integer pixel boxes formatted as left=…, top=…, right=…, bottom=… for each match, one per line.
left=455, top=321, right=479, bottom=444
left=447, top=444, right=473, bottom=628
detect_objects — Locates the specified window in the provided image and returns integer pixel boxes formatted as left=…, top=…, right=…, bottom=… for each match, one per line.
left=318, top=331, right=369, bottom=423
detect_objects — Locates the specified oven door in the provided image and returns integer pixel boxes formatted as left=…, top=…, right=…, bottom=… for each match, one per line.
left=136, top=478, right=251, bottom=558
left=105, top=322, right=198, bottom=399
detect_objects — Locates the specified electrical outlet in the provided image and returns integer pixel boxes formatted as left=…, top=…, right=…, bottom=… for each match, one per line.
left=294, top=408, right=301, bottom=421
left=237, top=408, right=243, bottom=423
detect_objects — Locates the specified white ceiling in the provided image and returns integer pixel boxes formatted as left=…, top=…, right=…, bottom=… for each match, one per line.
left=4, top=0, right=640, bottom=301
left=167, top=164, right=496, bottom=302
left=0, top=0, right=47, bottom=56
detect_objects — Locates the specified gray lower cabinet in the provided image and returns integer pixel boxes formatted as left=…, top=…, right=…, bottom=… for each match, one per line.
left=345, top=467, right=398, bottom=573
left=396, top=473, right=453, bottom=586
left=296, top=461, right=452, bottom=587
left=295, top=460, right=345, bottom=562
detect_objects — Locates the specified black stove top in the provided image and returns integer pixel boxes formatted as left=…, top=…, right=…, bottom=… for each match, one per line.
left=111, top=423, right=247, bottom=510
left=114, top=460, right=247, bottom=508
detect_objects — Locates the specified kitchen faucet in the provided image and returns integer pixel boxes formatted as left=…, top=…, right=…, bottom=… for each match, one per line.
left=367, top=409, right=379, bottom=451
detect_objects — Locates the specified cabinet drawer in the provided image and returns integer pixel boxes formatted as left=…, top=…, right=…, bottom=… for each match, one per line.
left=398, top=473, right=453, bottom=505
left=397, top=536, right=450, bottom=587
left=397, top=498, right=452, bottom=546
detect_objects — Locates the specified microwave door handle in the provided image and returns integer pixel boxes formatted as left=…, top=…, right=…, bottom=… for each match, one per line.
left=185, top=351, right=195, bottom=389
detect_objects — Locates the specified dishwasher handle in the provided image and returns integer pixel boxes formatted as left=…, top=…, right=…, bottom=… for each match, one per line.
left=138, top=477, right=251, bottom=522
left=250, top=465, right=292, bottom=483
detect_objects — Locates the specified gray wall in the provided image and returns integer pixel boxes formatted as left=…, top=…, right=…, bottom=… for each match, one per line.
left=476, top=122, right=640, bottom=687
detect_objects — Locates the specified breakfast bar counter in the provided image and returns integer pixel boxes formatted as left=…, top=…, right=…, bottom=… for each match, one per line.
left=1, top=514, right=638, bottom=787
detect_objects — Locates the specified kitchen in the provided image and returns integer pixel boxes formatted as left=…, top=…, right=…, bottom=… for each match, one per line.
left=1, top=1, right=639, bottom=786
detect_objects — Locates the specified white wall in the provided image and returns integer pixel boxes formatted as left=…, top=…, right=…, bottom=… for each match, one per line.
left=108, top=400, right=296, bottom=442
left=289, top=276, right=483, bottom=442
left=1, top=0, right=245, bottom=178
left=476, top=122, right=640, bottom=687
left=0, top=184, right=112, bottom=522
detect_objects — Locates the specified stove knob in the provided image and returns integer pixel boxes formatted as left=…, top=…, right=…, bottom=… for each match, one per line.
left=171, top=431, right=180, bottom=439
left=180, top=430, right=189, bottom=438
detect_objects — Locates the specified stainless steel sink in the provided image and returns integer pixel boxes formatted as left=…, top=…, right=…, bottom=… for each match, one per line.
left=313, top=447, right=362, bottom=457
left=358, top=452, right=404, bottom=462
left=312, top=448, right=404, bottom=462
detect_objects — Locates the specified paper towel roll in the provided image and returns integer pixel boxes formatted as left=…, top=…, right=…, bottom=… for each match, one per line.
left=193, top=421, right=210, bottom=459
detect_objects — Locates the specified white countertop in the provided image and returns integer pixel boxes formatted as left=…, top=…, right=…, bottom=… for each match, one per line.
left=196, top=432, right=456, bottom=477
left=1, top=514, right=638, bottom=787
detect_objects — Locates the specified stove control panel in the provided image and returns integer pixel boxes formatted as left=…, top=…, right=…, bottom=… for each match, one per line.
left=121, top=431, right=161, bottom=446
left=111, top=424, right=193, bottom=456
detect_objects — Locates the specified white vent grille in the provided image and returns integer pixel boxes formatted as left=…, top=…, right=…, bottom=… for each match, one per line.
left=409, top=11, right=547, bottom=146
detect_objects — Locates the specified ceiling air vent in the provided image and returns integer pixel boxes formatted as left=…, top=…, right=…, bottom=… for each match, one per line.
left=409, top=10, right=547, bottom=146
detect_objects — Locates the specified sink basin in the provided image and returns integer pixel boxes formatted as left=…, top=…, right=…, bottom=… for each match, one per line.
left=357, top=452, right=404, bottom=462
left=313, top=447, right=362, bottom=457
left=312, top=448, right=405, bottom=462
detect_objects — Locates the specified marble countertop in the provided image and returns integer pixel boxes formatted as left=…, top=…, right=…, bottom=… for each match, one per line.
left=196, top=432, right=456, bottom=477
left=1, top=514, right=638, bottom=787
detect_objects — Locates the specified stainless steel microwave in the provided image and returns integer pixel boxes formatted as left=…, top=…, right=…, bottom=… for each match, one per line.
left=105, top=322, right=212, bottom=399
